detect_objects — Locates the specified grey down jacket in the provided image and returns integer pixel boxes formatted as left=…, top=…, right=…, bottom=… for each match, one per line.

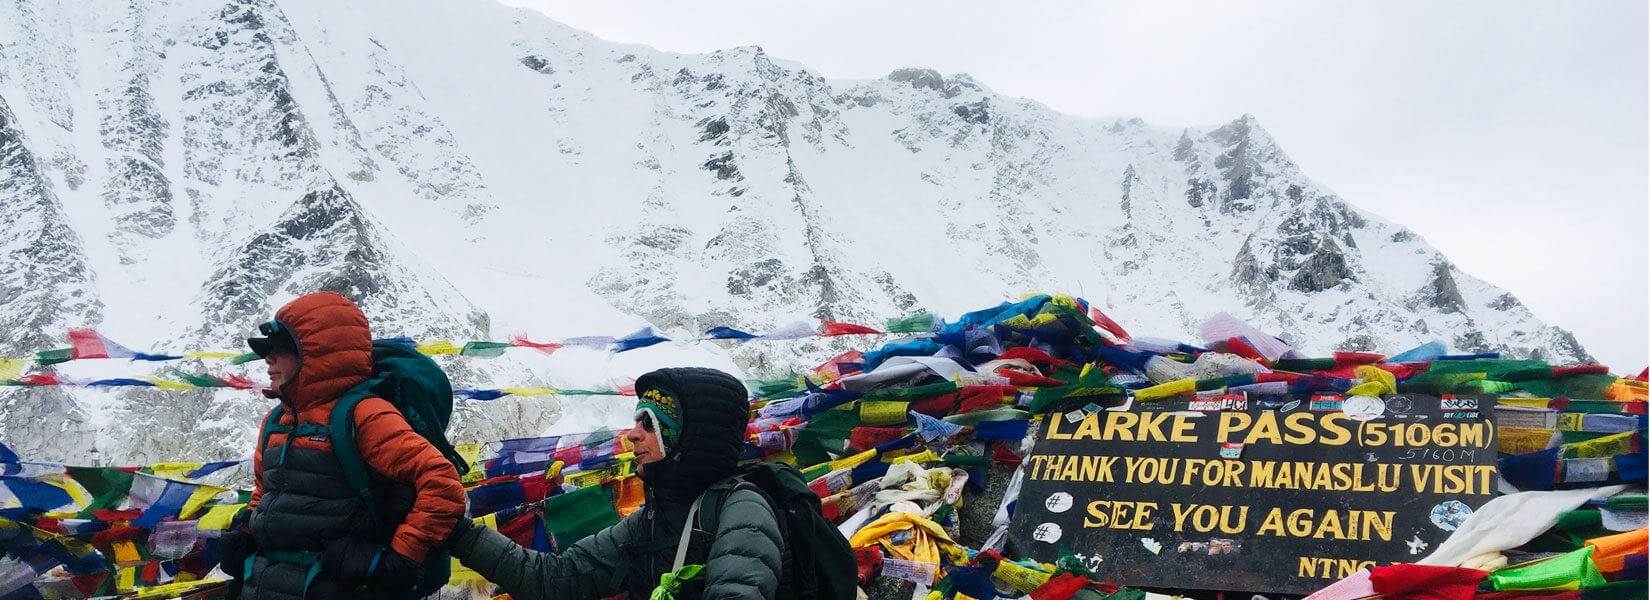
left=450, top=487, right=783, bottom=600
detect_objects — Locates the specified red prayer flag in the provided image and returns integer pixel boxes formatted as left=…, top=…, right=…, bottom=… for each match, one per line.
left=509, top=335, right=564, bottom=357
left=218, top=374, right=259, bottom=390
left=820, top=321, right=883, bottom=336
left=1030, top=573, right=1091, bottom=600
left=1087, top=307, right=1132, bottom=344
left=1368, top=564, right=1487, bottom=600
left=68, top=328, right=111, bottom=359
left=1224, top=337, right=1267, bottom=363
left=1552, top=365, right=1612, bottom=378
left=1332, top=352, right=1386, bottom=367
left=958, top=386, right=1017, bottom=413
left=911, top=392, right=960, bottom=418
left=815, top=349, right=865, bottom=377
left=848, top=427, right=909, bottom=451
left=15, top=373, right=63, bottom=386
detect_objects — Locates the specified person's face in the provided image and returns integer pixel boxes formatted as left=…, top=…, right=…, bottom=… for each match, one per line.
left=265, top=347, right=298, bottom=390
left=625, top=411, right=666, bottom=469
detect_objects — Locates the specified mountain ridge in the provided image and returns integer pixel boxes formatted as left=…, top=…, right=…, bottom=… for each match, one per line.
left=0, top=0, right=1589, bottom=464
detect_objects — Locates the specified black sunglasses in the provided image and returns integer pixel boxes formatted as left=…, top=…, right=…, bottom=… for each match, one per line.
left=633, top=410, right=656, bottom=433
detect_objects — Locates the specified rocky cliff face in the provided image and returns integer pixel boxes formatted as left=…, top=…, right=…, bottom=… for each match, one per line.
left=0, top=0, right=1589, bottom=464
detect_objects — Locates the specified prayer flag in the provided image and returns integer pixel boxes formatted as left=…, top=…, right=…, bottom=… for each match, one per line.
left=460, top=341, right=512, bottom=358
left=509, top=336, right=563, bottom=356
left=821, top=321, right=883, bottom=336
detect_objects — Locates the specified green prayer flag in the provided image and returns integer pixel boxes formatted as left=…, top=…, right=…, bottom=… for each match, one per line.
left=35, top=348, right=73, bottom=365
left=66, top=467, right=134, bottom=516
left=541, top=485, right=619, bottom=546
left=1489, top=546, right=1606, bottom=591
left=792, top=429, right=845, bottom=468
left=808, top=407, right=862, bottom=432
left=229, top=352, right=262, bottom=365
left=1272, top=358, right=1335, bottom=372
left=864, top=380, right=958, bottom=401
left=460, top=341, right=512, bottom=358
left=175, top=373, right=230, bottom=388
left=750, top=376, right=805, bottom=400
left=885, top=312, right=936, bottom=334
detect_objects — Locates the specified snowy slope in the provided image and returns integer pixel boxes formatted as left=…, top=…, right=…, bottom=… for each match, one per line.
left=0, top=0, right=1590, bottom=465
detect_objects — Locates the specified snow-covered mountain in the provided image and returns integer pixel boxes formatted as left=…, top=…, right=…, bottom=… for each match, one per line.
left=0, top=0, right=1589, bottom=465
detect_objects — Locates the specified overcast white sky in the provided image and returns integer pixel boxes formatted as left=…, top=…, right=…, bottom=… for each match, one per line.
left=504, top=0, right=1648, bottom=371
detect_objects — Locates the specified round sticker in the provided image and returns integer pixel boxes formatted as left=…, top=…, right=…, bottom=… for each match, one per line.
left=1343, top=395, right=1386, bottom=421
left=1431, top=501, right=1473, bottom=531
left=1032, top=522, right=1064, bottom=544
left=1384, top=395, right=1414, bottom=415
left=1045, top=492, right=1074, bottom=513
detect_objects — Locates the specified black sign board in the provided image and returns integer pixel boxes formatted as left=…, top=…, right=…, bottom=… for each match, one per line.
left=1009, top=394, right=1498, bottom=595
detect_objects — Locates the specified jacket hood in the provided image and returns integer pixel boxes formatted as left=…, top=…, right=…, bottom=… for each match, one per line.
left=268, top=292, right=373, bottom=411
left=634, top=367, right=750, bottom=504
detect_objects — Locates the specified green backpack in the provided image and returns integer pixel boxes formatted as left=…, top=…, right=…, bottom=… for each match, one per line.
left=680, top=462, right=859, bottom=600
left=257, top=340, right=469, bottom=596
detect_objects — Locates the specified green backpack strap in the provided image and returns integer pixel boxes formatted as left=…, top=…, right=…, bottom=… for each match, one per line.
left=329, top=380, right=385, bottom=530
left=695, top=478, right=762, bottom=540
left=258, top=405, right=285, bottom=459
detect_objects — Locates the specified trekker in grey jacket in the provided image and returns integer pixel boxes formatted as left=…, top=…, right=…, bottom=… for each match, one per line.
left=444, top=368, right=784, bottom=600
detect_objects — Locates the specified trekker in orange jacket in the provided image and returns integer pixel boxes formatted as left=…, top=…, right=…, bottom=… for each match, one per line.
left=217, top=292, right=465, bottom=599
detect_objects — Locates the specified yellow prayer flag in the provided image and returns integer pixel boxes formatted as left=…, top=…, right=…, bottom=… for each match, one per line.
left=456, top=443, right=485, bottom=483
left=500, top=387, right=559, bottom=397
left=1500, top=428, right=1560, bottom=455
left=0, top=358, right=25, bottom=381
left=478, top=513, right=499, bottom=530
left=133, top=578, right=228, bottom=599
left=416, top=340, right=463, bottom=355
left=994, top=560, right=1053, bottom=594
left=766, top=452, right=797, bottom=465
left=1352, top=365, right=1397, bottom=396
left=112, top=540, right=142, bottom=566
left=1500, top=397, right=1554, bottom=409
left=889, top=450, right=941, bottom=465
left=182, top=485, right=230, bottom=519
left=1567, top=431, right=1636, bottom=459
left=859, top=401, right=909, bottom=426
left=139, top=376, right=196, bottom=391
left=150, top=462, right=206, bottom=481
left=827, top=448, right=878, bottom=473
left=198, top=503, right=247, bottom=531
left=999, top=315, right=1034, bottom=329
left=183, top=351, right=243, bottom=360
left=117, top=566, right=137, bottom=592
left=43, top=473, right=92, bottom=508
left=1135, top=377, right=1196, bottom=401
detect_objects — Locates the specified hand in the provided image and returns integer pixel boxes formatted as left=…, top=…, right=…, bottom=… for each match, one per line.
left=218, top=529, right=256, bottom=580
left=322, top=537, right=423, bottom=591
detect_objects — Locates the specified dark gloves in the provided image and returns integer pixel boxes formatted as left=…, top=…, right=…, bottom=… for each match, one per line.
left=218, top=529, right=256, bottom=580
left=322, top=537, right=422, bottom=593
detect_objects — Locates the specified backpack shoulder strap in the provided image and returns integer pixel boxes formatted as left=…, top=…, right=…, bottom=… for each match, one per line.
left=697, top=479, right=768, bottom=540
left=258, top=406, right=286, bottom=452
left=670, top=478, right=756, bottom=572
left=328, top=383, right=383, bottom=529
